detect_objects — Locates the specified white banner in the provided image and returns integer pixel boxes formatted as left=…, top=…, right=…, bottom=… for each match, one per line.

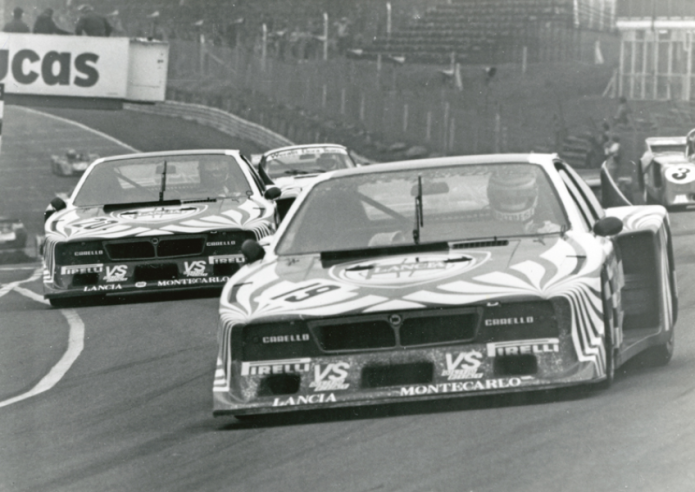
left=0, top=34, right=129, bottom=99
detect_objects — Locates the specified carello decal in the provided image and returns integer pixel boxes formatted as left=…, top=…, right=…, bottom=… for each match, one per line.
left=0, top=50, right=99, bottom=87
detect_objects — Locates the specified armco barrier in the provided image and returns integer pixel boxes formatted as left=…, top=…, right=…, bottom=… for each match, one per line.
left=124, top=101, right=294, bottom=150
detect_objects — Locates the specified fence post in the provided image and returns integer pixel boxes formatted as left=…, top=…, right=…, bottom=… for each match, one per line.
left=341, top=87, right=346, bottom=115
left=323, top=12, right=329, bottom=61
left=426, top=111, right=432, bottom=142
left=522, top=46, right=528, bottom=74
left=449, top=117, right=455, bottom=153
left=443, top=102, right=450, bottom=153
left=403, top=103, right=409, bottom=132
left=322, top=85, right=327, bottom=109
left=261, top=23, right=267, bottom=71
left=359, top=93, right=365, bottom=121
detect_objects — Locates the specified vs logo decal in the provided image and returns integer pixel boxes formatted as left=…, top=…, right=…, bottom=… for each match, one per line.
left=104, top=265, right=128, bottom=282
left=184, top=261, right=207, bottom=277
left=310, top=362, right=350, bottom=392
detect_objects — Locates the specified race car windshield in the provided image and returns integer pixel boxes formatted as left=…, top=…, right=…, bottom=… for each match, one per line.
left=276, top=163, right=569, bottom=255
left=73, top=155, right=253, bottom=207
left=263, top=148, right=353, bottom=179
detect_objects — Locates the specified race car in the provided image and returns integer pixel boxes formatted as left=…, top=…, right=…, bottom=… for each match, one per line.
left=0, top=215, right=27, bottom=251
left=637, top=135, right=695, bottom=208
left=51, top=149, right=100, bottom=177
left=213, top=153, right=677, bottom=417
left=257, top=144, right=358, bottom=219
left=43, top=149, right=281, bottom=307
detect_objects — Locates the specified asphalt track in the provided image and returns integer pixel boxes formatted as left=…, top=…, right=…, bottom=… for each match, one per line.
left=1, top=107, right=695, bottom=492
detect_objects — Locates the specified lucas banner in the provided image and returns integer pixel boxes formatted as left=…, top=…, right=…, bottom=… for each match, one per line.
left=0, top=33, right=129, bottom=99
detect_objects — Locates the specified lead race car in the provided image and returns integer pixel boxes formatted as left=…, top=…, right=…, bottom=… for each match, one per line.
left=51, top=149, right=100, bottom=177
left=43, top=150, right=281, bottom=307
left=213, top=153, right=677, bottom=417
left=257, top=144, right=359, bottom=219
left=638, top=133, right=695, bottom=208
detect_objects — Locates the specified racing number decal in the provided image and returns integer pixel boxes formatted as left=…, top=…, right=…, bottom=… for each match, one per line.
left=665, top=166, right=695, bottom=184
left=672, top=168, right=690, bottom=181
left=273, top=282, right=341, bottom=303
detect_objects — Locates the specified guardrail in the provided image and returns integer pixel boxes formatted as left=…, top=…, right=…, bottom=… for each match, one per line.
left=124, top=100, right=294, bottom=150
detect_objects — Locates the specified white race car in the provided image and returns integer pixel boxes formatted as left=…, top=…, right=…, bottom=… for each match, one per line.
left=51, top=149, right=100, bottom=177
left=638, top=136, right=695, bottom=208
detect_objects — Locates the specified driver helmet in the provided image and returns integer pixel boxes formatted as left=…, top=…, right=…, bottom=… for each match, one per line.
left=66, top=149, right=78, bottom=159
left=316, top=154, right=341, bottom=171
left=200, top=160, right=230, bottom=185
left=487, top=170, right=538, bottom=222
left=686, top=129, right=695, bottom=160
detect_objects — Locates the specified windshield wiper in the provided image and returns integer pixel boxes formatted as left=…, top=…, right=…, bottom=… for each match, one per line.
left=159, top=161, right=168, bottom=202
left=103, top=199, right=182, bottom=212
left=413, top=175, right=423, bottom=245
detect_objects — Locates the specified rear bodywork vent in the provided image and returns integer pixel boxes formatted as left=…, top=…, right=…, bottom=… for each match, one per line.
left=400, top=313, right=477, bottom=346
left=361, top=362, right=434, bottom=388
left=105, top=241, right=155, bottom=260
left=157, top=237, right=205, bottom=257
left=313, top=320, right=396, bottom=351
left=134, top=264, right=178, bottom=281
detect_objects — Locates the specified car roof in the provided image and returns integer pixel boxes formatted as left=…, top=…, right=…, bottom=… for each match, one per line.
left=96, top=149, right=243, bottom=164
left=646, top=136, right=686, bottom=147
left=328, top=153, right=554, bottom=178
left=262, top=144, right=348, bottom=156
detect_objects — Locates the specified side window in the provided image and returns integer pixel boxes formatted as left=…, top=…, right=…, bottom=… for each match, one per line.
left=558, top=172, right=592, bottom=232
left=557, top=163, right=605, bottom=221
left=653, top=162, right=663, bottom=188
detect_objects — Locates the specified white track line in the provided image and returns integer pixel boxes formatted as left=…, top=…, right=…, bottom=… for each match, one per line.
left=16, top=106, right=140, bottom=153
left=0, top=268, right=86, bottom=408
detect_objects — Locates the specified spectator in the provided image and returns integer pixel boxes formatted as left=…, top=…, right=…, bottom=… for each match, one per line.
left=334, top=17, right=351, bottom=54
left=613, top=96, right=632, bottom=127
left=3, top=7, right=30, bottom=33
left=75, top=4, right=112, bottom=37
left=33, top=8, right=71, bottom=35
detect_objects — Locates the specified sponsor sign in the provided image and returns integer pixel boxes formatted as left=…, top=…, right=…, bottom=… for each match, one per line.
left=207, top=241, right=237, bottom=247
left=272, top=393, right=337, bottom=407
left=104, top=265, right=128, bottom=282
left=442, top=351, right=483, bottom=380
left=310, top=362, right=350, bottom=391
left=83, top=284, right=122, bottom=292
left=400, top=378, right=528, bottom=396
left=241, top=358, right=311, bottom=376
left=261, top=334, right=310, bottom=344
left=0, top=34, right=129, bottom=98
left=156, top=276, right=229, bottom=287
left=486, top=338, right=560, bottom=357
left=61, top=263, right=103, bottom=275
left=114, top=205, right=205, bottom=222
left=484, top=316, right=534, bottom=326
left=183, top=260, right=207, bottom=277
left=209, top=254, right=245, bottom=265
left=74, top=250, right=103, bottom=256
left=330, top=252, right=490, bottom=288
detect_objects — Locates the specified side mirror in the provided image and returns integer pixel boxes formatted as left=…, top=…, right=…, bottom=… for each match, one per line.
left=45, top=197, right=67, bottom=222
left=264, top=186, right=282, bottom=200
left=241, top=239, right=266, bottom=263
left=593, top=216, right=623, bottom=237
left=51, top=197, right=67, bottom=211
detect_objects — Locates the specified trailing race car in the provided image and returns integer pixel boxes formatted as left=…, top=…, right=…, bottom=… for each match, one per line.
left=213, top=153, right=677, bottom=417
left=257, top=144, right=359, bottom=219
left=51, top=149, right=100, bottom=177
left=43, top=149, right=281, bottom=307
left=637, top=134, right=695, bottom=208
left=0, top=215, right=27, bottom=251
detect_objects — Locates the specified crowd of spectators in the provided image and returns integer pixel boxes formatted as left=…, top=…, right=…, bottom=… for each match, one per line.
left=3, top=4, right=114, bottom=36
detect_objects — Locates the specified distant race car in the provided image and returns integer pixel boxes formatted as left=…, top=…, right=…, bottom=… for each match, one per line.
left=43, top=149, right=281, bottom=307
left=0, top=215, right=27, bottom=251
left=257, top=144, right=359, bottom=219
left=51, top=149, right=100, bottom=177
left=638, top=135, right=695, bottom=208
left=213, top=153, right=677, bottom=418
